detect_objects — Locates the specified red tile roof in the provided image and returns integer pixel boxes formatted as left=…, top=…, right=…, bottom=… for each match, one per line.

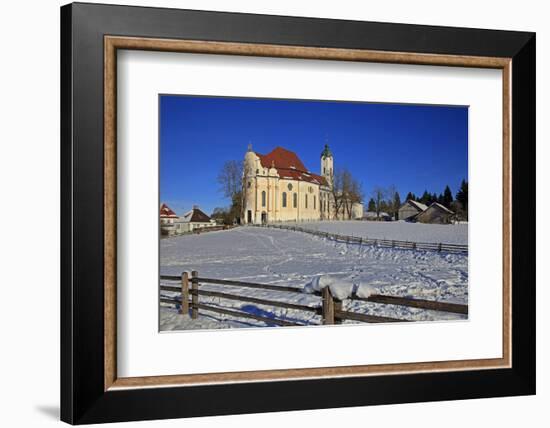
left=257, top=146, right=307, bottom=171
left=160, top=203, right=178, bottom=218
left=255, top=147, right=327, bottom=186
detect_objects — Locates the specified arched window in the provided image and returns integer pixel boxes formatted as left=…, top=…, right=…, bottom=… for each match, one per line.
left=282, top=192, right=287, bottom=208
left=314, top=195, right=316, bottom=210
left=293, top=193, right=297, bottom=208
left=261, top=191, right=266, bottom=207
left=305, top=194, right=308, bottom=209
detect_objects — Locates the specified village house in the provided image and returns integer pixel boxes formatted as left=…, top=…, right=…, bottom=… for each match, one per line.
left=398, top=199, right=429, bottom=221
left=176, top=205, right=216, bottom=232
left=363, top=211, right=392, bottom=221
left=241, top=144, right=363, bottom=224
left=160, top=204, right=217, bottom=236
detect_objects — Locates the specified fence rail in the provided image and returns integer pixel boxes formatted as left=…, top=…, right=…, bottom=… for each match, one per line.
left=250, top=223, right=468, bottom=254
left=162, top=224, right=237, bottom=239
left=160, top=272, right=468, bottom=326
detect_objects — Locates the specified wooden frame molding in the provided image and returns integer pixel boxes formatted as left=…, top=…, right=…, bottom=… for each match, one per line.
left=104, top=35, right=512, bottom=391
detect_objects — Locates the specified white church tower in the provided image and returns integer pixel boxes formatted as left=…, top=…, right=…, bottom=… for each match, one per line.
left=242, top=143, right=258, bottom=224
left=320, top=143, right=334, bottom=187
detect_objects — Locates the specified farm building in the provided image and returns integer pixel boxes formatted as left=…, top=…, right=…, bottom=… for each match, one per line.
left=398, top=200, right=428, bottom=221
left=416, top=202, right=455, bottom=224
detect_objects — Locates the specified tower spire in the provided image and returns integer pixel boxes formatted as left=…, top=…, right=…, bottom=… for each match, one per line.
left=320, top=139, right=334, bottom=188
left=321, top=142, right=333, bottom=159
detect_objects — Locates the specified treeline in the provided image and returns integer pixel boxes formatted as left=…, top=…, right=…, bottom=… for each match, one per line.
left=367, top=179, right=469, bottom=220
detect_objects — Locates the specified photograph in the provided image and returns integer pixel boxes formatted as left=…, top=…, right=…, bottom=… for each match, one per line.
left=159, top=95, right=469, bottom=331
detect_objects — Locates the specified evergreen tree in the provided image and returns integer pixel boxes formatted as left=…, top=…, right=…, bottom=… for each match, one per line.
left=392, top=191, right=401, bottom=220
left=367, top=198, right=376, bottom=212
left=405, top=191, right=414, bottom=201
left=392, top=191, right=401, bottom=211
left=420, top=190, right=430, bottom=205
left=456, top=179, right=468, bottom=211
left=443, top=185, right=453, bottom=208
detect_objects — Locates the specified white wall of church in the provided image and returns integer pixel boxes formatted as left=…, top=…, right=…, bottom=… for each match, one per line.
left=242, top=174, right=325, bottom=224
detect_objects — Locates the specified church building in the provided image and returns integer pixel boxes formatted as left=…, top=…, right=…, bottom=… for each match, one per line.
left=241, top=144, right=338, bottom=224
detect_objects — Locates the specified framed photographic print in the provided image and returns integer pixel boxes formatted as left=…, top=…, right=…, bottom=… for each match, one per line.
left=61, top=2, right=535, bottom=424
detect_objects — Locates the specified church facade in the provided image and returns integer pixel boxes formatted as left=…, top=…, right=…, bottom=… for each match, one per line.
left=241, top=144, right=359, bottom=224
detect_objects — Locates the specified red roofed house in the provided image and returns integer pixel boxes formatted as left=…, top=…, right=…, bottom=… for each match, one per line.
left=160, top=203, right=178, bottom=235
left=242, top=144, right=362, bottom=224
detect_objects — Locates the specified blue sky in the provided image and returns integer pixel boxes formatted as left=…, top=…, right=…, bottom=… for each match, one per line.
left=160, top=95, right=468, bottom=215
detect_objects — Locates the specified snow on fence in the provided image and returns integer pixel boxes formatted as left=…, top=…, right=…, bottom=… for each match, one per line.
left=160, top=271, right=468, bottom=327
left=251, top=223, right=468, bottom=253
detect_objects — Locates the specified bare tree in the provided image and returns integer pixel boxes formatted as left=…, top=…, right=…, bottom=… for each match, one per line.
left=332, top=168, right=363, bottom=219
left=217, top=160, right=243, bottom=223
left=217, top=160, right=243, bottom=200
left=386, top=184, right=400, bottom=219
left=372, top=186, right=388, bottom=219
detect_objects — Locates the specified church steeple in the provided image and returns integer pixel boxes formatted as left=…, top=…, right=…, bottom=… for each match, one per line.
left=321, top=143, right=333, bottom=159
left=320, top=143, right=334, bottom=187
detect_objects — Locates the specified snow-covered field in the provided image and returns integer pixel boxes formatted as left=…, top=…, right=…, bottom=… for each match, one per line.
left=285, top=220, right=468, bottom=245
left=160, top=226, right=468, bottom=331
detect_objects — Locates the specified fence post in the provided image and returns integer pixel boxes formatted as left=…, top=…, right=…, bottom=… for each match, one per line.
left=322, top=287, right=335, bottom=325
left=334, top=299, right=342, bottom=324
left=191, top=270, right=199, bottom=319
left=181, top=272, right=189, bottom=315
left=438, top=242, right=442, bottom=252
left=412, top=242, right=417, bottom=250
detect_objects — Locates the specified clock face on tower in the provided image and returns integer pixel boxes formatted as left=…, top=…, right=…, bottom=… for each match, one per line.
left=287, top=183, right=293, bottom=191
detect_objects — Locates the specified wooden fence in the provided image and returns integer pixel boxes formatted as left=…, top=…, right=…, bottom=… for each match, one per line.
left=162, top=224, right=237, bottom=239
left=250, top=223, right=468, bottom=253
left=160, top=271, right=468, bottom=327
